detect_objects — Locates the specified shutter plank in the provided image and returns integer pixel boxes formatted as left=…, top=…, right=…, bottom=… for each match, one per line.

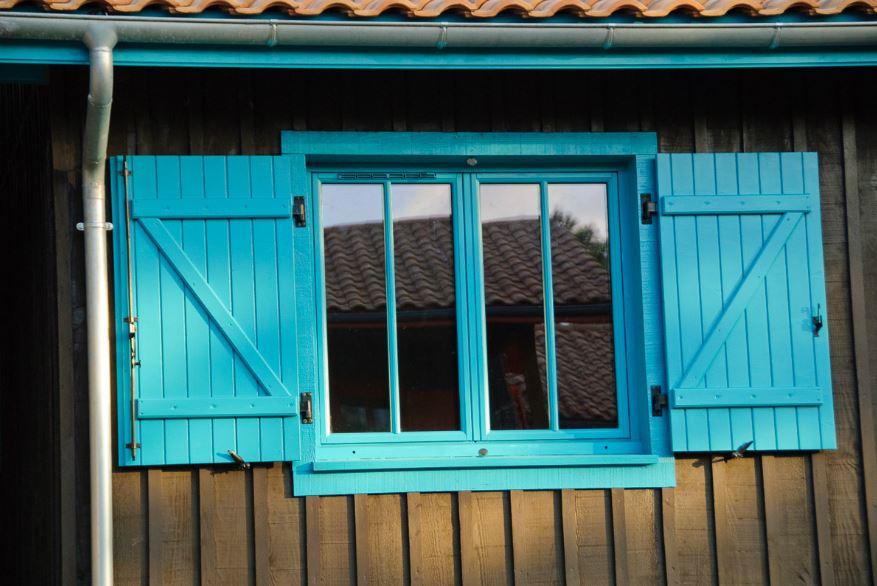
left=181, top=157, right=214, bottom=463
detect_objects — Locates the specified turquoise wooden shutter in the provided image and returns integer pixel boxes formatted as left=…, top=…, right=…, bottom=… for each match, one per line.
left=658, top=153, right=835, bottom=452
left=112, top=155, right=311, bottom=466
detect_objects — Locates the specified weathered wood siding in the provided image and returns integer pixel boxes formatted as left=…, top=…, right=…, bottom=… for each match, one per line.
left=46, top=67, right=877, bottom=585
left=0, top=81, right=60, bottom=585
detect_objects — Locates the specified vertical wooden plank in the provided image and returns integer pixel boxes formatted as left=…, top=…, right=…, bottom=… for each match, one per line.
left=159, top=470, right=197, bottom=585
left=320, top=496, right=356, bottom=585
left=267, top=464, right=305, bottom=585
left=458, top=492, right=476, bottom=586
left=366, top=494, right=406, bottom=585
left=50, top=83, right=80, bottom=586
left=675, top=459, right=718, bottom=585
left=460, top=492, right=513, bottom=586
left=113, top=470, right=148, bottom=585
left=662, top=488, right=679, bottom=586
left=793, top=97, right=836, bottom=586
left=624, top=490, right=663, bottom=584
left=842, top=110, right=877, bottom=586
left=253, top=467, right=270, bottom=586
left=147, top=469, right=163, bottom=586
left=811, top=454, right=836, bottom=586
left=712, top=457, right=769, bottom=585
left=419, top=493, right=459, bottom=586
left=610, top=489, right=629, bottom=586
left=762, top=456, right=818, bottom=584
left=560, top=490, right=580, bottom=586
left=575, top=490, right=613, bottom=586
left=212, top=470, right=253, bottom=585
left=305, top=496, right=320, bottom=586
left=354, top=494, right=369, bottom=585
left=407, top=493, right=423, bottom=586
left=510, top=491, right=563, bottom=585
left=199, top=469, right=217, bottom=586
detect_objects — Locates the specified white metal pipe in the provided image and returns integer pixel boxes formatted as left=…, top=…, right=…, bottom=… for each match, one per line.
left=0, top=13, right=876, bottom=50
left=81, top=24, right=116, bottom=586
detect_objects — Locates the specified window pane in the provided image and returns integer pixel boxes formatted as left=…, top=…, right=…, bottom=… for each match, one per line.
left=323, top=184, right=390, bottom=433
left=392, top=184, right=460, bottom=431
left=481, top=184, right=549, bottom=430
left=547, top=184, right=618, bottom=429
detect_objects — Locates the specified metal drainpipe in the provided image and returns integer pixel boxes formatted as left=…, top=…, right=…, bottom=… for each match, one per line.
left=80, top=24, right=117, bottom=586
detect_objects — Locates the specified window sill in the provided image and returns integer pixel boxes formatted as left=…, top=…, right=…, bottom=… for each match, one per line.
left=312, top=454, right=659, bottom=472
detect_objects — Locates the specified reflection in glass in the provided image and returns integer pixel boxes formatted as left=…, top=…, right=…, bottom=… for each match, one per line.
left=392, top=185, right=460, bottom=431
left=547, top=184, right=617, bottom=428
left=323, top=184, right=390, bottom=432
left=481, top=184, right=549, bottom=430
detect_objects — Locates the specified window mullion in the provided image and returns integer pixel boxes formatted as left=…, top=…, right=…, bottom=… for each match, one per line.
left=540, top=180, right=560, bottom=432
left=467, top=173, right=487, bottom=441
left=383, top=180, right=402, bottom=434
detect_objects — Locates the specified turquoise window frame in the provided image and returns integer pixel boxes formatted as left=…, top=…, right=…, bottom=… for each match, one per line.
left=282, top=132, right=674, bottom=495
left=312, top=172, right=472, bottom=446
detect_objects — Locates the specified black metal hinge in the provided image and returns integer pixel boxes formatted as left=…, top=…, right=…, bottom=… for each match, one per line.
left=300, top=392, right=313, bottom=424
left=641, top=193, right=657, bottom=224
left=293, top=196, right=306, bottom=227
left=651, top=385, right=668, bottom=416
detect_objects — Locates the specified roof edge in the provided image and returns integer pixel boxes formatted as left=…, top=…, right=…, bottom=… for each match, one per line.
left=2, top=12, right=877, bottom=50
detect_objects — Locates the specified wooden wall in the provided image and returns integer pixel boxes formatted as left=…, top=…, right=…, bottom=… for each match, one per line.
left=46, top=66, right=877, bottom=585
left=0, top=81, right=59, bottom=585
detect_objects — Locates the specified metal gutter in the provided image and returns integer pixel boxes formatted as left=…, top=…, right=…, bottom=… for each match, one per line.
left=0, top=13, right=876, bottom=50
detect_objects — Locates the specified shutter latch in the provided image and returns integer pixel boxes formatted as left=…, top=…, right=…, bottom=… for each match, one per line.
left=293, top=196, right=307, bottom=227
left=227, top=450, right=251, bottom=470
left=300, top=392, right=313, bottom=424
left=651, top=385, right=668, bottom=416
left=641, top=193, right=657, bottom=224
left=812, top=304, right=824, bottom=337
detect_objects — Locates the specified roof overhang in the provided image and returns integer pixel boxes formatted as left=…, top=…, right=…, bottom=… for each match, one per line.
left=2, top=12, right=877, bottom=68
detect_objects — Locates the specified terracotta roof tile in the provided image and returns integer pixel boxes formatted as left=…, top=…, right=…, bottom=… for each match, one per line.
left=536, top=323, right=617, bottom=425
left=2, top=0, right=875, bottom=15
left=324, top=217, right=609, bottom=312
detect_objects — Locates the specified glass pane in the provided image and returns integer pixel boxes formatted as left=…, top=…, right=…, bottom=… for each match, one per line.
left=481, top=184, right=549, bottom=430
left=323, top=184, right=390, bottom=433
left=392, top=184, right=460, bottom=431
left=548, top=184, right=618, bottom=429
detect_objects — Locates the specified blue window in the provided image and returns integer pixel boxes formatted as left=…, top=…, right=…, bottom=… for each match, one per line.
left=112, top=134, right=836, bottom=496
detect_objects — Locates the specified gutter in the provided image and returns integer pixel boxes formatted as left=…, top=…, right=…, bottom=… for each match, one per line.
left=0, top=13, right=876, bottom=51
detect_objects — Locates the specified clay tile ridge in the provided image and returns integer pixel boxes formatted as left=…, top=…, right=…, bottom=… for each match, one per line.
left=5, top=0, right=876, bottom=14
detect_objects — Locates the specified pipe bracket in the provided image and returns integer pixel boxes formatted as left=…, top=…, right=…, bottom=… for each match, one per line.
left=77, top=221, right=114, bottom=231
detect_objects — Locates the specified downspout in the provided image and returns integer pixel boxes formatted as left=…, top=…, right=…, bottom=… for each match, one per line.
left=80, top=24, right=116, bottom=586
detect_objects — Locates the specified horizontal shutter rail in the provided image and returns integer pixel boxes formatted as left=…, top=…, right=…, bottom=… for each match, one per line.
left=136, top=398, right=298, bottom=419
left=139, top=218, right=292, bottom=398
left=132, top=198, right=291, bottom=219
left=660, top=195, right=811, bottom=216
left=671, top=388, right=823, bottom=409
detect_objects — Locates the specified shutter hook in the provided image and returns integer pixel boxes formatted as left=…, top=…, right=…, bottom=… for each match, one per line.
left=812, top=304, right=824, bottom=337
left=227, top=450, right=251, bottom=470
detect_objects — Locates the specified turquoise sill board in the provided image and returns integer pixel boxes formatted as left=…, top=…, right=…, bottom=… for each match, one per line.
left=291, top=457, right=676, bottom=496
